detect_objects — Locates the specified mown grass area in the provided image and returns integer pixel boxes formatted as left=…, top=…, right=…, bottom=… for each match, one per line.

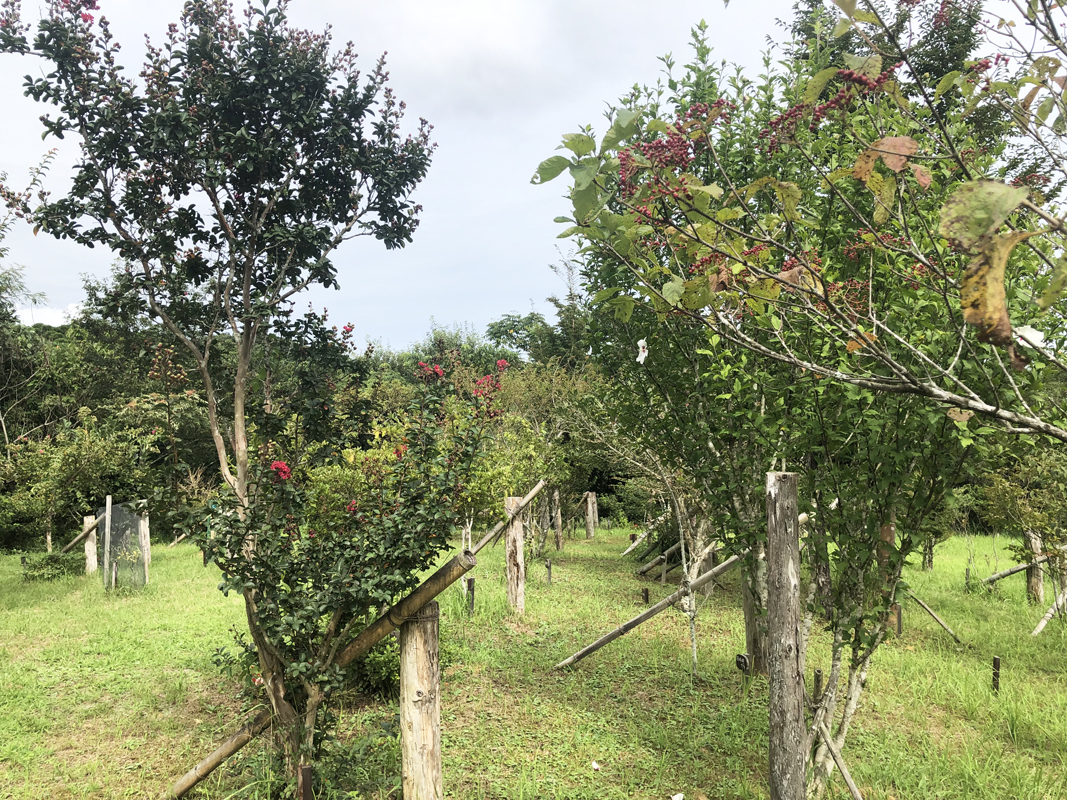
left=1, top=531, right=1065, bottom=799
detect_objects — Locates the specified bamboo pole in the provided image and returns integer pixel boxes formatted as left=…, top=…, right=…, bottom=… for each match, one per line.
left=1032, top=585, right=1067, bottom=636
left=164, top=709, right=273, bottom=799
left=60, top=513, right=103, bottom=554
left=818, top=723, right=864, bottom=800
left=905, top=591, right=961, bottom=644
left=471, top=480, right=545, bottom=554
left=637, top=541, right=681, bottom=576
left=166, top=550, right=477, bottom=798
left=982, top=556, right=1049, bottom=584
left=552, top=554, right=741, bottom=670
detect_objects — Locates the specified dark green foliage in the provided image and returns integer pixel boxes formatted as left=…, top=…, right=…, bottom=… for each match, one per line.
left=21, top=552, right=83, bottom=581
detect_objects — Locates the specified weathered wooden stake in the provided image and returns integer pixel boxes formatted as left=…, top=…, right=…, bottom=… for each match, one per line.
left=400, top=601, right=442, bottom=800
left=660, top=558, right=667, bottom=584
left=965, top=567, right=971, bottom=588
left=766, top=471, right=804, bottom=800
left=139, top=506, right=151, bottom=584
left=642, top=587, right=649, bottom=605
left=630, top=533, right=638, bottom=543
left=813, top=669, right=824, bottom=704
left=552, top=488, right=563, bottom=551
left=992, top=655, right=1001, bottom=695
left=467, top=577, right=475, bottom=616
left=84, top=515, right=98, bottom=575
left=102, top=495, right=113, bottom=589
left=299, top=765, right=313, bottom=800
left=504, top=497, right=525, bottom=614
left=584, top=492, right=596, bottom=539
left=1025, top=530, right=1044, bottom=605
left=892, top=603, right=902, bottom=637
left=545, top=559, right=552, bottom=586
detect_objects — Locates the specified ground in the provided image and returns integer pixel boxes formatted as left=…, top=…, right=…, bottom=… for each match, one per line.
left=0, top=531, right=1064, bottom=799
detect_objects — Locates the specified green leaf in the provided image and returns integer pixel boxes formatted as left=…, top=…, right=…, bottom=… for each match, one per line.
left=874, top=175, right=896, bottom=226
left=775, top=181, right=802, bottom=222
left=1038, top=254, right=1067, bottom=310
left=531, top=156, right=570, bottom=185
left=843, top=53, right=882, bottom=78
left=804, top=67, right=840, bottom=105
left=934, top=71, right=961, bottom=101
left=553, top=216, right=572, bottom=224
left=853, top=9, right=879, bottom=23
left=593, top=287, right=622, bottom=303
left=560, top=133, right=596, bottom=157
left=832, top=0, right=857, bottom=16
left=1036, top=96, right=1056, bottom=126
left=556, top=226, right=581, bottom=239
left=569, top=160, right=599, bottom=191
left=832, top=16, right=852, bottom=37
left=609, top=295, right=636, bottom=322
left=938, top=180, right=1029, bottom=249
left=662, top=276, right=685, bottom=305
left=571, top=183, right=602, bottom=223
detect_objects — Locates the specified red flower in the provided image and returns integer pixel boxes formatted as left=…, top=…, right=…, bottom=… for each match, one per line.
left=270, top=460, right=292, bottom=481
left=496, top=358, right=509, bottom=372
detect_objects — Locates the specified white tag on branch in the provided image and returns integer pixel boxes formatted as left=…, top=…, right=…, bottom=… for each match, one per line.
left=637, top=338, right=649, bottom=364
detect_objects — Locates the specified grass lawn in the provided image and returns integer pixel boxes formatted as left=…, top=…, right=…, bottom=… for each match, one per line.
left=1, top=530, right=1065, bottom=799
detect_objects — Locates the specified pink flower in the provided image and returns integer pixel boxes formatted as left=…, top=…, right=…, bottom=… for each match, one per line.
left=497, top=359, right=509, bottom=372
left=270, top=460, right=292, bottom=481
left=80, top=12, right=93, bottom=22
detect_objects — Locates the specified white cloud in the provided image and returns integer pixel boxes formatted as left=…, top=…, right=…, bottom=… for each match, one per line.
left=16, top=303, right=82, bottom=327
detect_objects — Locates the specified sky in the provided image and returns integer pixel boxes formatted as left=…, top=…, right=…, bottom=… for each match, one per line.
left=0, top=0, right=797, bottom=349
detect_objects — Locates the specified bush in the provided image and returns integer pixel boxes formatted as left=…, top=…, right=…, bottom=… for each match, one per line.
left=22, top=552, right=84, bottom=581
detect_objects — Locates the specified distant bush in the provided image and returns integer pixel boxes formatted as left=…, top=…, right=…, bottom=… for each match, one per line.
left=22, top=552, right=83, bottom=582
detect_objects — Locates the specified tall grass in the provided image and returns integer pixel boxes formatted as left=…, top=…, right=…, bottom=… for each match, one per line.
left=1, top=531, right=1064, bottom=799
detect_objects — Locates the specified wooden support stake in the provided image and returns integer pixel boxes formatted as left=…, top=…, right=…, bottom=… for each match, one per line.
left=545, top=559, right=552, bottom=586
left=982, top=556, right=1049, bottom=585
left=637, top=541, right=681, bottom=576
left=139, top=507, right=151, bottom=585
left=992, top=655, right=1001, bottom=695
left=299, top=764, right=313, bottom=800
left=552, top=488, right=563, bottom=551
left=892, top=603, right=902, bottom=637
left=642, top=588, right=649, bottom=605
left=103, top=495, right=112, bottom=590
left=630, top=533, right=638, bottom=543
left=400, top=601, right=442, bottom=800
left=504, top=497, right=525, bottom=614
left=1032, top=585, right=1067, bottom=636
left=164, top=709, right=274, bottom=798
left=472, top=480, right=545, bottom=554
left=584, top=492, right=596, bottom=539
left=467, top=576, right=475, bottom=616
left=660, top=558, right=667, bottom=585
left=813, top=669, right=823, bottom=705
left=83, top=515, right=98, bottom=575
left=818, top=723, right=864, bottom=800
left=906, top=591, right=961, bottom=644
left=766, top=472, right=804, bottom=800
left=61, top=513, right=103, bottom=554
left=552, top=555, right=741, bottom=670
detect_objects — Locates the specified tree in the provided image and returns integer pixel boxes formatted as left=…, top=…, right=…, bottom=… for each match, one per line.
left=1, top=0, right=436, bottom=788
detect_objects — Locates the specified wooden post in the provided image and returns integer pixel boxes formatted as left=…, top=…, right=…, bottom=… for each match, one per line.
left=1025, top=531, right=1044, bottom=605
left=992, top=656, right=1001, bottom=694
left=45, top=514, right=53, bottom=553
left=299, top=764, right=313, bottom=800
left=642, top=588, right=649, bottom=605
left=467, top=577, right=475, bottom=616
left=504, top=497, right=525, bottom=614
left=584, top=493, right=595, bottom=539
left=592, top=493, right=599, bottom=529
left=660, top=557, right=667, bottom=584
left=545, top=560, right=552, bottom=586
left=139, top=506, right=151, bottom=585
left=84, top=515, right=98, bottom=575
left=102, top=495, right=112, bottom=590
left=965, top=567, right=971, bottom=588
left=813, top=669, right=824, bottom=704
left=552, top=488, right=563, bottom=551
left=892, top=603, right=902, bottom=637
left=400, top=601, right=442, bottom=800
left=766, top=472, right=804, bottom=800
left=630, top=533, right=638, bottom=543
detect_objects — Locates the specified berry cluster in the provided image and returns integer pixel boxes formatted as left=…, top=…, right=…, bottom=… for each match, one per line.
left=1011, top=172, right=1051, bottom=188
left=781, top=249, right=823, bottom=273
left=809, top=63, right=902, bottom=132
left=843, top=230, right=911, bottom=260
left=147, top=342, right=189, bottom=390
left=687, top=251, right=728, bottom=276
left=760, top=102, right=807, bottom=154
left=820, top=278, right=871, bottom=319
left=969, top=58, right=992, bottom=74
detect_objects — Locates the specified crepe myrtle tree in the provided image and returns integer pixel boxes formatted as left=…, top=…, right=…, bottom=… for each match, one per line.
left=533, top=1, right=1067, bottom=444
left=0, top=0, right=434, bottom=508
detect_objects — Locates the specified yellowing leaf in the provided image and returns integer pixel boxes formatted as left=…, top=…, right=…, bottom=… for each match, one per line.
left=846, top=333, right=878, bottom=352
left=939, top=181, right=1029, bottom=249
left=874, top=175, right=897, bottom=226
left=960, top=231, right=1041, bottom=345
left=946, top=408, right=974, bottom=422
left=1038, top=254, right=1067, bottom=310
left=873, top=136, right=919, bottom=173
left=909, top=163, right=932, bottom=191
left=853, top=149, right=878, bottom=182
left=844, top=53, right=883, bottom=79
left=805, top=67, right=840, bottom=105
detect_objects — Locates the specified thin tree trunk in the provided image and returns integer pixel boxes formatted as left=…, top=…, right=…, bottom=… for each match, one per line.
left=767, top=473, right=804, bottom=800
left=922, top=537, right=934, bottom=571
left=1025, top=530, right=1044, bottom=605
left=743, top=542, right=769, bottom=675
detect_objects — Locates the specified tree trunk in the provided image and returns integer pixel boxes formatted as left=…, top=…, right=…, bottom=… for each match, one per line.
left=743, top=542, right=769, bottom=675
left=400, top=601, right=442, bottom=800
left=504, top=496, right=525, bottom=614
left=552, top=488, right=563, bottom=551
left=83, top=515, right=97, bottom=575
left=878, top=513, right=898, bottom=631
left=1025, top=530, right=1044, bottom=605
left=922, top=537, right=934, bottom=571
left=585, top=492, right=596, bottom=539
left=766, top=473, right=805, bottom=800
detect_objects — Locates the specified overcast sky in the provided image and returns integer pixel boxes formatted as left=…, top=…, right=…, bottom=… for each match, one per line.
left=0, top=0, right=797, bottom=349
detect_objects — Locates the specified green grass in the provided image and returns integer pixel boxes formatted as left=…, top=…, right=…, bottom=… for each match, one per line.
left=1, top=532, right=1064, bottom=799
